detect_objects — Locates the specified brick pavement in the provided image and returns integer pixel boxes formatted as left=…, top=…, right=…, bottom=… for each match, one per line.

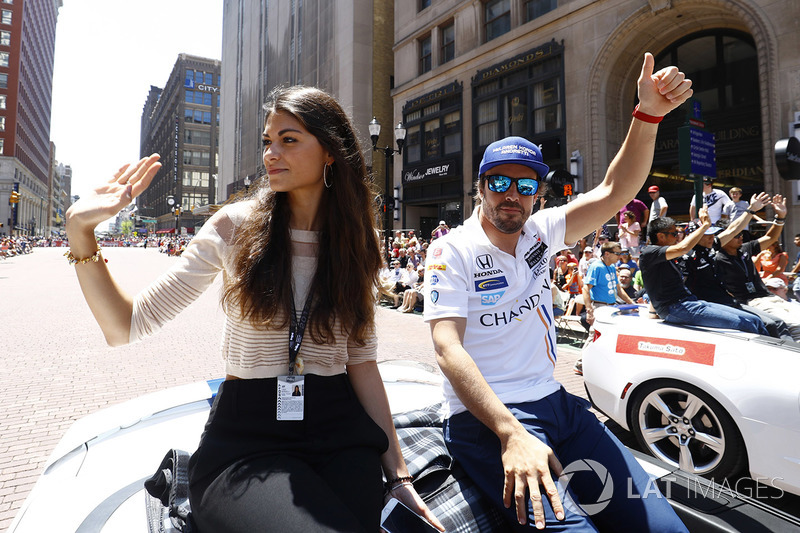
left=0, top=247, right=590, bottom=530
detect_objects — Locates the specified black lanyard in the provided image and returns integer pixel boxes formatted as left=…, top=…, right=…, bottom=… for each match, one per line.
left=288, top=290, right=314, bottom=375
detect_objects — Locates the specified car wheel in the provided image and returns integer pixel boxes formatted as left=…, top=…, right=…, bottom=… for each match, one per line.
left=629, top=380, right=747, bottom=480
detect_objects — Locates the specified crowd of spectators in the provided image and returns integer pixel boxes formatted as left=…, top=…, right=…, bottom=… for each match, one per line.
left=377, top=223, right=451, bottom=312
left=554, top=185, right=800, bottom=360
left=0, top=236, right=34, bottom=258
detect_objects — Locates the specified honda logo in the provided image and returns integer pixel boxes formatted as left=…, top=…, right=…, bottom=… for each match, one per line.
left=476, top=254, right=494, bottom=269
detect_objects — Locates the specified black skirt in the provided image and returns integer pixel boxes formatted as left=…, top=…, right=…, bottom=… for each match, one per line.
left=187, top=374, right=390, bottom=531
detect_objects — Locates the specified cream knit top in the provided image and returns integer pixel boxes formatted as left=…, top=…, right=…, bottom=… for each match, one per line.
left=130, top=200, right=377, bottom=378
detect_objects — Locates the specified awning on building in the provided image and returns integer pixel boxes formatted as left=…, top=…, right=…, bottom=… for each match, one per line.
left=155, top=228, right=176, bottom=234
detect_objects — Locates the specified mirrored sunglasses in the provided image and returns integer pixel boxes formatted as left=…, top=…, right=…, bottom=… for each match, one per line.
left=485, top=175, right=539, bottom=196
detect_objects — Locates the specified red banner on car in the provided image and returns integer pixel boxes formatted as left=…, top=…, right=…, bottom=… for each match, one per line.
left=616, top=335, right=715, bottom=366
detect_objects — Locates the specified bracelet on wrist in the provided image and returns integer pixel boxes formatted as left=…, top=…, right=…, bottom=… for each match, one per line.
left=632, top=104, right=664, bottom=124
left=388, top=482, right=414, bottom=493
left=384, top=475, right=414, bottom=491
left=774, top=216, right=785, bottom=221
left=64, top=246, right=105, bottom=265
left=746, top=208, right=758, bottom=215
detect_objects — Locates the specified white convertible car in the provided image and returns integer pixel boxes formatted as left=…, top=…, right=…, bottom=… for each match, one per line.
left=10, top=359, right=800, bottom=532
left=583, top=304, right=800, bottom=499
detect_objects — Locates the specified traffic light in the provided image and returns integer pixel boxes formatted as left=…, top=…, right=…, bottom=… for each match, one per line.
left=174, top=208, right=180, bottom=216
left=9, top=191, right=19, bottom=204
left=383, top=194, right=394, bottom=214
left=0, top=222, right=4, bottom=227
left=545, top=169, right=576, bottom=197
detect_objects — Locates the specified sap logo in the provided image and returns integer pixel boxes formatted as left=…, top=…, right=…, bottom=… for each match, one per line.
left=430, top=290, right=439, bottom=304
left=474, top=276, right=509, bottom=292
left=428, top=274, right=439, bottom=285
left=476, top=254, right=494, bottom=269
left=474, top=268, right=503, bottom=279
left=480, top=291, right=505, bottom=305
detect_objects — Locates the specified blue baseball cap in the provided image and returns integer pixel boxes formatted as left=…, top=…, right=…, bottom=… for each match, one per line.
left=478, top=136, right=550, bottom=178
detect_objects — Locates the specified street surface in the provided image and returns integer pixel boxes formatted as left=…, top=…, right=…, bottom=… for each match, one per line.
left=12, top=247, right=799, bottom=528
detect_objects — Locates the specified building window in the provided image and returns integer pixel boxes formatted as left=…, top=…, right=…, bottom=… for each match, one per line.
left=1, top=10, right=10, bottom=25
left=419, top=0, right=431, bottom=11
left=406, top=125, right=421, bottom=163
left=485, top=0, right=510, bottom=42
left=0, top=116, right=5, bottom=131
left=184, top=129, right=211, bottom=146
left=403, top=86, right=462, bottom=166
left=424, top=119, right=440, bottom=158
left=182, top=170, right=210, bottom=187
left=0, top=51, right=7, bottom=67
left=440, top=22, right=455, bottom=64
left=472, top=42, right=565, bottom=176
left=182, top=193, right=209, bottom=210
left=525, top=0, right=557, bottom=22
left=651, top=30, right=760, bottom=195
left=0, top=95, right=6, bottom=109
left=0, top=73, right=7, bottom=89
left=443, top=111, right=461, bottom=154
left=0, top=139, right=4, bottom=154
left=2, top=1, right=12, bottom=4
left=0, top=31, right=9, bottom=46
left=419, top=35, right=432, bottom=75
left=504, top=91, right=528, bottom=137
left=532, top=78, right=561, bottom=133
left=183, top=150, right=211, bottom=166
left=476, top=100, right=498, bottom=147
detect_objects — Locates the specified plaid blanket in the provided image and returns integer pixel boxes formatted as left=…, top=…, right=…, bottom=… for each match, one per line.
left=393, top=404, right=510, bottom=532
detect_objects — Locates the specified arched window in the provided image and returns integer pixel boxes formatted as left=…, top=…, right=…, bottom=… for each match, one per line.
left=647, top=31, right=762, bottom=216
left=655, top=30, right=758, bottom=113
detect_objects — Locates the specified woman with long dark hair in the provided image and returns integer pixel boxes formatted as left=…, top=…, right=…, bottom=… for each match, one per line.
left=65, top=85, right=442, bottom=532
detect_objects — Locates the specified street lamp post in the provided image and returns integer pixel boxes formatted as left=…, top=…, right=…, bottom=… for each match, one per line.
left=167, top=195, right=180, bottom=234
left=369, top=117, right=406, bottom=257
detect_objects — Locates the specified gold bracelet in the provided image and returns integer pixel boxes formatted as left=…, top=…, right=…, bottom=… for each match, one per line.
left=64, top=246, right=105, bottom=265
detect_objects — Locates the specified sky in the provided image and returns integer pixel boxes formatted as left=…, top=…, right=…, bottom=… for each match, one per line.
left=50, top=0, right=223, bottom=200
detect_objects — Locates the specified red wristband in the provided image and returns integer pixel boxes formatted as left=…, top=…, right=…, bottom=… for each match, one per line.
left=632, top=104, right=664, bottom=124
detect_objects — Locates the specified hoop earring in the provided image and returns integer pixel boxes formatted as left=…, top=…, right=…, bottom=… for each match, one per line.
left=323, top=163, right=332, bottom=189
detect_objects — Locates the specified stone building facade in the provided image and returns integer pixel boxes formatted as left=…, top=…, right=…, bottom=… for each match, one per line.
left=391, top=0, right=800, bottom=241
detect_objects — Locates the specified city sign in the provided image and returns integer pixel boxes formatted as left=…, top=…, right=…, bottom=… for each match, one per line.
left=679, top=125, right=716, bottom=178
